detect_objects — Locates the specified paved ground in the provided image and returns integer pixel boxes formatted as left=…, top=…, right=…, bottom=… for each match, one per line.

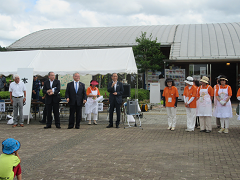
left=1, top=102, right=240, bottom=180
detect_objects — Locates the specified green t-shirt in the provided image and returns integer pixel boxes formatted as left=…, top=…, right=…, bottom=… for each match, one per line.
left=0, top=153, right=20, bottom=180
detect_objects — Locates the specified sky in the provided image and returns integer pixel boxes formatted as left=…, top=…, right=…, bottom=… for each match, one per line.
left=0, top=0, right=240, bottom=47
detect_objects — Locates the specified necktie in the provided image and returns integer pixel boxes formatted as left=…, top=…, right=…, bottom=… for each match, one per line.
left=75, top=82, right=78, bottom=93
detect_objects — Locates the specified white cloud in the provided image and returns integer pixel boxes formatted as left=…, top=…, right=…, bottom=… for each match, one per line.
left=0, top=0, right=25, bottom=14
left=0, top=15, right=14, bottom=31
left=35, top=0, right=71, bottom=18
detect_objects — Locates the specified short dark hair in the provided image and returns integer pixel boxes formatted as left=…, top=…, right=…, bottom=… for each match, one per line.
left=165, top=78, right=175, bottom=86
left=159, top=74, right=164, bottom=79
left=48, top=72, right=54, bottom=76
left=112, top=73, right=118, bottom=76
left=193, top=80, right=200, bottom=87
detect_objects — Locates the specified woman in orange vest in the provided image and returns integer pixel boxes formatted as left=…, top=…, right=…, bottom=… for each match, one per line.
left=237, top=87, right=240, bottom=121
left=183, top=76, right=197, bottom=132
left=196, top=76, right=214, bottom=133
left=85, top=80, right=101, bottom=125
left=162, top=78, right=179, bottom=131
left=213, top=75, right=232, bottom=134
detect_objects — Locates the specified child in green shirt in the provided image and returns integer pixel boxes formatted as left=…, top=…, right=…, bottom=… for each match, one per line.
left=0, top=138, right=22, bottom=180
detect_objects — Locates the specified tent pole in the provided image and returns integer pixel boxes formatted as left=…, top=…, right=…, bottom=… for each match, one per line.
left=136, top=73, right=138, bottom=100
left=99, top=75, right=101, bottom=89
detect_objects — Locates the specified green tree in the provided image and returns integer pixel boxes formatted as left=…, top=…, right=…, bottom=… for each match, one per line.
left=0, top=46, right=6, bottom=51
left=133, top=32, right=165, bottom=87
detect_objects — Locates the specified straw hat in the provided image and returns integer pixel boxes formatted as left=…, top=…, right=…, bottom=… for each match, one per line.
left=200, top=76, right=209, bottom=84
left=2, top=138, right=21, bottom=155
left=184, top=76, right=193, bottom=85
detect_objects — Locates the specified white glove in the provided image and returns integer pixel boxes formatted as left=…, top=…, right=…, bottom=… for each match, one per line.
left=220, top=100, right=226, bottom=105
left=237, top=97, right=240, bottom=101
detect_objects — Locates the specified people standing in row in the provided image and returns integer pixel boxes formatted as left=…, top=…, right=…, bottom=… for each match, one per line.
left=0, top=74, right=6, bottom=91
left=162, top=78, right=179, bottom=131
left=32, top=75, right=41, bottom=113
left=43, top=72, right=61, bottom=129
left=9, top=74, right=26, bottom=128
left=65, top=73, right=87, bottom=129
left=213, top=75, right=221, bottom=128
left=107, top=73, right=124, bottom=128
left=213, top=75, right=232, bottom=134
left=183, top=76, right=197, bottom=132
left=196, top=76, right=214, bottom=133
left=85, top=80, right=100, bottom=125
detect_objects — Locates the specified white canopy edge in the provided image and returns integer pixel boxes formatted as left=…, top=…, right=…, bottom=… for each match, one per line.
left=0, top=47, right=137, bottom=76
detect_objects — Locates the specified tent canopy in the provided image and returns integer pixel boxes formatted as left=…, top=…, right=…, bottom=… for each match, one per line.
left=0, top=47, right=137, bottom=76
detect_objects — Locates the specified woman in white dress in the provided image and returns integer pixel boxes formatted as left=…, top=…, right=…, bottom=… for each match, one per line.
left=196, top=76, right=214, bottom=133
left=85, top=80, right=100, bottom=125
left=213, top=75, right=232, bottom=134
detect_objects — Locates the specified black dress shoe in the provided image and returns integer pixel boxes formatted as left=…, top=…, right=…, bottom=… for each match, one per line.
left=56, top=126, right=61, bottom=129
left=44, top=126, right=51, bottom=129
left=75, top=127, right=80, bottom=129
left=200, top=130, right=206, bottom=132
left=106, top=125, right=113, bottom=128
left=206, top=130, right=211, bottom=133
left=116, top=125, right=119, bottom=128
left=68, top=127, right=73, bottom=129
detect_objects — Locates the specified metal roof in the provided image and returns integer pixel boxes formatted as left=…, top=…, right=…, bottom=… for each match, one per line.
left=7, top=22, right=240, bottom=60
left=170, top=22, right=240, bottom=60
left=8, top=25, right=176, bottom=49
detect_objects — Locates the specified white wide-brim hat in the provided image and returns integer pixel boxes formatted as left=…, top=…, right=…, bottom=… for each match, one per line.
left=184, top=76, right=194, bottom=85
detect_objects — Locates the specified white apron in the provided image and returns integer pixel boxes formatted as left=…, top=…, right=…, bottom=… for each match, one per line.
left=212, top=85, right=219, bottom=115
left=85, top=90, right=98, bottom=115
left=213, top=86, right=232, bottom=118
left=196, top=86, right=212, bottom=116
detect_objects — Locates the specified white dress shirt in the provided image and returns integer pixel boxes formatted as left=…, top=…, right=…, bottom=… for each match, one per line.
left=74, top=81, right=79, bottom=91
left=49, top=80, right=55, bottom=93
left=9, top=81, right=26, bottom=97
left=113, top=81, right=117, bottom=91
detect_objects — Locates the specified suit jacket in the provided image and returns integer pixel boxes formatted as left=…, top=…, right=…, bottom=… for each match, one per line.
left=43, top=79, right=61, bottom=104
left=65, top=81, right=87, bottom=106
left=107, top=81, right=124, bottom=104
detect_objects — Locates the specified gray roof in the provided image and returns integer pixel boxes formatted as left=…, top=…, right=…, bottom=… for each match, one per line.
left=170, top=22, right=240, bottom=60
left=7, top=22, right=240, bottom=60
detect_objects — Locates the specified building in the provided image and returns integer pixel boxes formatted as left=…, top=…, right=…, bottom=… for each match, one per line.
left=7, top=22, right=240, bottom=99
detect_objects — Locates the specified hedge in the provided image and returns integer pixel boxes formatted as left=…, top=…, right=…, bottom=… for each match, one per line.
left=0, top=88, right=149, bottom=101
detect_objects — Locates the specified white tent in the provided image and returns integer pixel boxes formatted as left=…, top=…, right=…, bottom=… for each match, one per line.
left=0, top=47, right=137, bottom=76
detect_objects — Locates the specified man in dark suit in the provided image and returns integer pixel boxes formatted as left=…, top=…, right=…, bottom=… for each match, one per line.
left=107, top=73, right=124, bottom=128
left=43, top=72, right=61, bottom=129
left=65, top=72, right=87, bottom=129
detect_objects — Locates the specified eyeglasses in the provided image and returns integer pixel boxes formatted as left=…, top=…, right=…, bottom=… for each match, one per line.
left=220, top=79, right=225, bottom=81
